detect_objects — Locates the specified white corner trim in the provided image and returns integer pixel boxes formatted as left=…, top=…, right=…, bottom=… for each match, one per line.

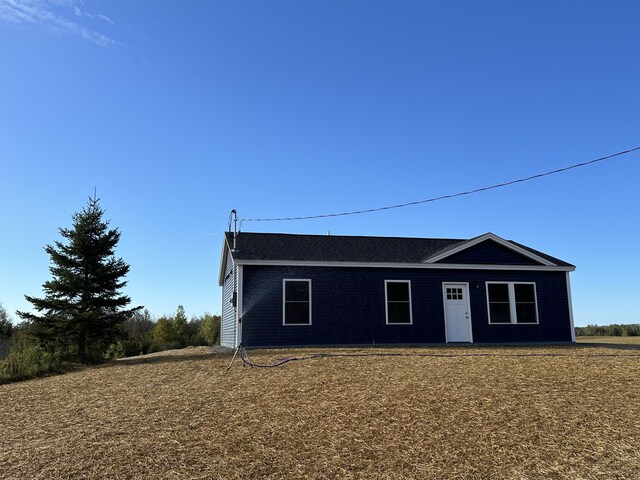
left=218, top=239, right=229, bottom=286
left=566, top=272, right=576, bottom=342
left=423, top=232, right=556, bottom=267
left=236, top=265, right=243, bottom=348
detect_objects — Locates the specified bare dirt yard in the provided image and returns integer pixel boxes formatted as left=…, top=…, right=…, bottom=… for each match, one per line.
left=1, top=345, right=640, bottom=480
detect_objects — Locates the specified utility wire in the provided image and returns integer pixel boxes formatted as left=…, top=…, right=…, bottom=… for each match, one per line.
left=242, top=145, right=640, bottom=222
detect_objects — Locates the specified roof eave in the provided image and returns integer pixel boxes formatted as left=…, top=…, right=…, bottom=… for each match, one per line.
left=233, top=258, right=575, bottom=272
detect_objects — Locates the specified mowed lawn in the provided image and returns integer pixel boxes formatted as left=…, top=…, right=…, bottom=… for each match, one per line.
left=2, top=346, right=640, bottom=480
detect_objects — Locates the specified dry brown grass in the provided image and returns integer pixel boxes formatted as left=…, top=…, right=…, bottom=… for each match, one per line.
left=1, top=344, right=640, bottom=480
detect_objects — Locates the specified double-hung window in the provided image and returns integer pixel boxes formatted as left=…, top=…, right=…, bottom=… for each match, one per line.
left=283, top=279, right=311, bottom=325
left=487, top=282, right=538, bottom=324
left=385, top=280, right=412, bottom=324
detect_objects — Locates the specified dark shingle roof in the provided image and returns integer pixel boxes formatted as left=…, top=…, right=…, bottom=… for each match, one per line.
left=224, top=231, right=573, bottom=267
left=508, top=240, right=574, bottom=268
left=226, top=231, right=463, bottom=263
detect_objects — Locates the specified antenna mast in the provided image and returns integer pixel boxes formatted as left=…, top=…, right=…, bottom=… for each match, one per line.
left=229, top=209, right=238, bottom=252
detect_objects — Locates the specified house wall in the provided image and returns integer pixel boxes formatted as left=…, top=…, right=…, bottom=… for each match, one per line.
left=240, top=265, right=573, bottom=347
left=220, top=249, right=237, bottom=348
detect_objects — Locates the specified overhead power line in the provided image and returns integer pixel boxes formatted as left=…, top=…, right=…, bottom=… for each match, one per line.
left=241, top=145, right=640, bottom=223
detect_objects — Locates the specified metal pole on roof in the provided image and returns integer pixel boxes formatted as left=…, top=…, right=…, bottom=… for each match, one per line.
left=230, top=209, right=238, bottom=252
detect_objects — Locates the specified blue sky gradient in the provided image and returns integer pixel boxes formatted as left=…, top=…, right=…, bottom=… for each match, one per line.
left=1, top=0, right=639, bottom=325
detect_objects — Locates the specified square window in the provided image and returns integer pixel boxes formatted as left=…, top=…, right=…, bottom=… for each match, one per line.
left=487, top=282, right=538, bottom=325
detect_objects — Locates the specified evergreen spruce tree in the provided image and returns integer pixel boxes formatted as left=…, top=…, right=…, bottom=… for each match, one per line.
left=17, top=195, right=142, bottom=362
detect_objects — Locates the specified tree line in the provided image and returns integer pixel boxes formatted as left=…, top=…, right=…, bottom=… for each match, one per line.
left=110, top=306, right=220, bottom=358
left=575, top=324, right=640, bottom=337
left=0, top=195, right=220, bottom=383
left=1, top=303, right=220, bottom=382
left=1, top=304, right=219, bottom=355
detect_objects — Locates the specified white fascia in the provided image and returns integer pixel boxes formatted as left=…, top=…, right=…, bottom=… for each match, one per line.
left=234, top=259, right=575, bottom=272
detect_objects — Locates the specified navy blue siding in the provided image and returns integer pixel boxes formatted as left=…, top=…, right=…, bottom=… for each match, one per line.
left=437, top=240, right=540, bottom=265
left=240, top=265, right=572, bottom=347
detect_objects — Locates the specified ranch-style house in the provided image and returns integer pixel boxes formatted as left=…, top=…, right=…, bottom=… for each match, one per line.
left=218, top=231, right=575, bottom=348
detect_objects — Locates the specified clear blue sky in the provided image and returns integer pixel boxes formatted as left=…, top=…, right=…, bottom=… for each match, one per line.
left=1, top=1, right=638, bottom=326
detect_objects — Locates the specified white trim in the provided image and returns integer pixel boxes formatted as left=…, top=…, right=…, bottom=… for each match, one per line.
left=236, top=266, right=243, bottom=347
left=384, top=280, right=413, bottom=325
left=218, top=236, right=232, bottom=286
left=486, top=281, right=540, bottom=325
left=282, top=279, right=312, bottom=326
left=442, top=282, right=473, bottom=343
left=424, top=233, right=556, bottom=267
left=234, top=259, right=574, bottom=272
left=566, top=272, right=576, bottom=342
left=220, top=261, right=230, bottom=348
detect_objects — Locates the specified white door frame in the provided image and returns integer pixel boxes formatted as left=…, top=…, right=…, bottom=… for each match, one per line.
left=442, top=282, right=473, bottom=343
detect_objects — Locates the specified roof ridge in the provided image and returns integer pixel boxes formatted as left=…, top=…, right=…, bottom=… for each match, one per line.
left=229, top=231, right=465, bottom=242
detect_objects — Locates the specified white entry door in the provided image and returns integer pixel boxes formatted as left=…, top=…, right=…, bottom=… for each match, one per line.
left=443, top=283, right=472, bottom=342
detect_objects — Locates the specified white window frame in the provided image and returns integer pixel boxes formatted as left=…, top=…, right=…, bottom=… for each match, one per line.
left=486, top=281, right=539, bottom=325
left=385, top=280, right=413, bottom=325
left=282, top=279, right=312, bottom=326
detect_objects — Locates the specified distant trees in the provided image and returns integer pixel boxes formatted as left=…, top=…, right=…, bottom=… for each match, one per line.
left=2, top=305, right=221, bottom=382
left=120, top=309, right=155, bottom=357
left=172, top=305, right=188, bottom=343
left=576, top=324, right=640, bottom=337
left=152, top=317, right=174, bottom=347
left=0, top=304, right=13, bottom=360
left=17, top=196, right=142, bottom=363
left=199, top=313, right=221, bottom=346
left=0, top=304, right=12, bottom=339
left=147, top=306, right=220, bottom=353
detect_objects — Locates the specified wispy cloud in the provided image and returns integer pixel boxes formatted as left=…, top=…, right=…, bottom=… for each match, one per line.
left=0, top=0, right=121, bottom=47
left=72, top=4, right=113, bottom=25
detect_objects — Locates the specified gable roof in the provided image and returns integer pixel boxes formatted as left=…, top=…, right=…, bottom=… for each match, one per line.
left=219, top=231, right=574, bottom=284
left=423, top=232, right=556, bottom=266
